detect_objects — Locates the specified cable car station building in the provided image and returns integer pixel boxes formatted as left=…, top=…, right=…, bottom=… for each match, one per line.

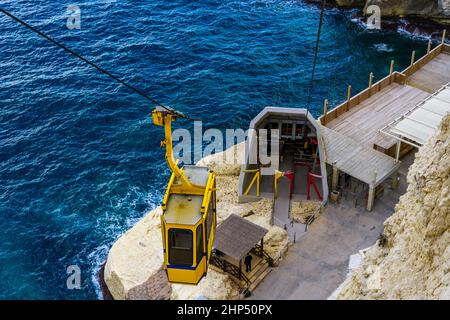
left=237, top=38, right=450, bottom=213
left=238, top=107, right=329, bottom=205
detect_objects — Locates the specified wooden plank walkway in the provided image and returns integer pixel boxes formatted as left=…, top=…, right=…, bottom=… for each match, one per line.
left=325, top=83, right=429, bottom=150
left=407, top=53, right=450, bottom=93
left=320, top=125, right=400, bottom=187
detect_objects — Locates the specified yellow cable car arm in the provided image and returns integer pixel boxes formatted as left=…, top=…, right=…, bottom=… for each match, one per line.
left=152, top=107, right=205, bottom=193
left=161, top=112, right=193, bottom=188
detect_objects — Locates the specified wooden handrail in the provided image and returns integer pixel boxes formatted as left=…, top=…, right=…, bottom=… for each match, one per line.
left=210, top=253, right=250, bottom=288
left=252, top=243, right=274, bottom=267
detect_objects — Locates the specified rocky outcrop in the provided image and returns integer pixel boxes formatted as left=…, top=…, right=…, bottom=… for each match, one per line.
left=336, top=115, right=450, bottom=299
left=103, top=142, right=289, bottom=300
left=335, top=0, right=365, bottom=8
left=365, top=0, right=450, bottom=24
left=316, top=0, right=450, bottom=26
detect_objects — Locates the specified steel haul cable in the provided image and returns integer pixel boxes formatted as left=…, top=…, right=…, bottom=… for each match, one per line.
left=0, top=7, right=196, bottom=121
left=301, top=0, right=327, bottom=137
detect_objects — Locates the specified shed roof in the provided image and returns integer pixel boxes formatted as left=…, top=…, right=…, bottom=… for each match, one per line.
left=213, top=214, right=268, bottom=261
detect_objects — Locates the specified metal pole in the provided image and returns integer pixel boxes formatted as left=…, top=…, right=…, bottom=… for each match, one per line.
left=427, top=39, right=432, bottom=54
left=442, top=29, right=447, bottom=44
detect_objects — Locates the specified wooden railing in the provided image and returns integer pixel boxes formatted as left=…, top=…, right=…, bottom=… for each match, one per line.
left=443, top=43, right=450, bottom=54
left=402, top=44, right=443, bottom=77
left=304, top=204, right=324, bottom=232
left=251, top=243, right=274, bottom=267
left=319, top=71, right=404, bottom=125
left=319, top=36, right=448, bottom=126
left=210, top=253, right=250, bottom=288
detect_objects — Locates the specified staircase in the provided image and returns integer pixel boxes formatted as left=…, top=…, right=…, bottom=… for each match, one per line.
left=240, top=258, right=272, bottom=292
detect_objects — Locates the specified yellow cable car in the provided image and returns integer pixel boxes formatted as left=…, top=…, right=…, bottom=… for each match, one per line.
left=152, top=107, right=217, bottom=284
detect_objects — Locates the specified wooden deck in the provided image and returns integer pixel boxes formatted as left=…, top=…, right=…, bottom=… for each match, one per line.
left=320, top=43, right=450, bottom=153
left=325, top=83, right=429, bottom=150
left=406, top=52, right=450, bottom=93
left=320, top=125, right=400, bottom=187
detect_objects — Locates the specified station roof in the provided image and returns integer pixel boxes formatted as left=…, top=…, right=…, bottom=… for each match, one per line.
left=320, top=125, right=401, bottom=187
left=380, top=83, right=450, bottom=147
left=213, top=214, right=268, bottom=262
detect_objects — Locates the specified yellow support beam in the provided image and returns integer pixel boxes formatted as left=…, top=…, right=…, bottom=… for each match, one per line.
left=274, top=170, right=284, bottom=196
left=243, top=169, right=261, bottom=197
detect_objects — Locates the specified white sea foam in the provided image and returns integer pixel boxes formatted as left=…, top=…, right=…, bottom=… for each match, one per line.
left=373, top=43, right=394, bottom=53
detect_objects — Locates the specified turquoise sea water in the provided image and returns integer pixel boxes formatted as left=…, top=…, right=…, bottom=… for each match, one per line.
left=0, top=0, right=431, bottom=299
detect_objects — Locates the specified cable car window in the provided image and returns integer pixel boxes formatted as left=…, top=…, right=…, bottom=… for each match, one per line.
left=168, top=228, right=193, bottom=266
left=196, top=224, right=203, bottom=264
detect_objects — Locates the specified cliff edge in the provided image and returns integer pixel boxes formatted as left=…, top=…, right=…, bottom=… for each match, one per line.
left=336, top=115, right=450, bottom=299
left=103, top=142, right=289, bottom=300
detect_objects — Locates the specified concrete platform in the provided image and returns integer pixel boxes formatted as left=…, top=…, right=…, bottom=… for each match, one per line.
left=249, top=151, right=415, bottom=300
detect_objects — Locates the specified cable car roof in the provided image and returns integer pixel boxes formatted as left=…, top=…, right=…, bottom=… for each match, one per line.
left=164, top=194, right=203, bottom=226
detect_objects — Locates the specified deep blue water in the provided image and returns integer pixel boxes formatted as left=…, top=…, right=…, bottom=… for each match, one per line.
left=0, top=0, right=431, bottom=299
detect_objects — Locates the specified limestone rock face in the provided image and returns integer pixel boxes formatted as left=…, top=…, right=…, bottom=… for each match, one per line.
left=363, top=0, right=450, bottom=23
left=337, top=115, right=450, bottom=299
left=364, top=0, right=440, bottom=17
left=103, top=207, right=165, bottom=300
left=335, top=0, right=365, bottom=7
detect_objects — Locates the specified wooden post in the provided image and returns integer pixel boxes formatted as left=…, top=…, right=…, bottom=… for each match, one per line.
left=427, top=39, right=432, bottom=54
left=367, top=186, right=375, bottom=211
left=392, top=171, right=400, bottom=189
left=239, top=259, right=242, bottom=278
left=323, top=98, right=328, bottom=115
left=368, top=72, right=374, bottom=96
left=367, top=170, right=377, bottom=211
left=260, top=239, right=264, bottom=258
left=389, top=60, right=395, bottom=84
left=410, top=50, right=416, bottom=66
left=332, top=164, right=339, bottom=191
left=395, top=140, right=401, bottom=163
left=346, top=85, right=351, bottom=111
left=442, top=29, right=447, bottom=44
